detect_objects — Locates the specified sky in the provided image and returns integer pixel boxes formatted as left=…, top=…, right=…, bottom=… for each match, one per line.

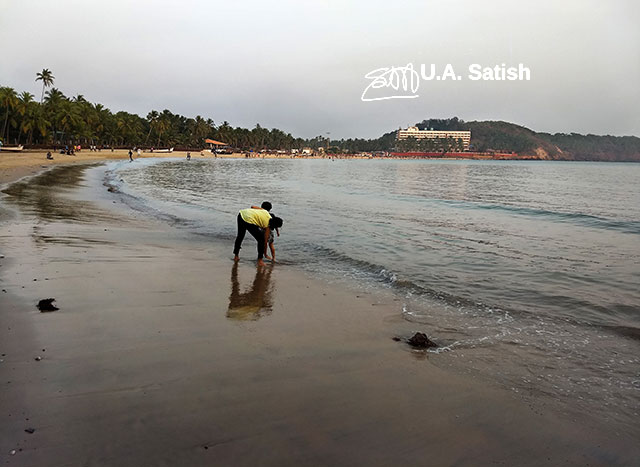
left=1, top=0, right=638, bottom=139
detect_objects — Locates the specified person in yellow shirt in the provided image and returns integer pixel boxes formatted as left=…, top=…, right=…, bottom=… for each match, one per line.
left=233, top=203, right=283, bottom=266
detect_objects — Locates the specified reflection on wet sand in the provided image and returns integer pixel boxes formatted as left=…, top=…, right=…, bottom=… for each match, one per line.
left=1, top=164, right=116, bottom=223
left=227, top=262, right=274, bottom=321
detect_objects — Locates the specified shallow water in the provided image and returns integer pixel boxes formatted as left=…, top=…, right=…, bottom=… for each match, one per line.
left=1, top=164, right=116, bottom=224
left=103, top=158, right=640, bottom=427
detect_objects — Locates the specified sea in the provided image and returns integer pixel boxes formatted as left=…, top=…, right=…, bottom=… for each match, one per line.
left=104, top=157, right=640, bottom=429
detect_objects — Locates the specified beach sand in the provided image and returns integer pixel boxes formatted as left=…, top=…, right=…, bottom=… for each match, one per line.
left=0, top=159, right=638, bottom=466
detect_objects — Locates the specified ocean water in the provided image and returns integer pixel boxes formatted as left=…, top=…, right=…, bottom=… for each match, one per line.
left=106, top=157, right=640, bottom=426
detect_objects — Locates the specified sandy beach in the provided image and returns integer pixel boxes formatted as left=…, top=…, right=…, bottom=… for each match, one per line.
left=1, top=157, right=638, bottom=466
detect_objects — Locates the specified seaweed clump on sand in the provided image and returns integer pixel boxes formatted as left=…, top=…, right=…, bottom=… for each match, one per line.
left=37, top=298, right=59, bottom=312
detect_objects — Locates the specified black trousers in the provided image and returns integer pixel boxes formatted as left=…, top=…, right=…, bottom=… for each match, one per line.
left=233, top=214, right=265, bottom=259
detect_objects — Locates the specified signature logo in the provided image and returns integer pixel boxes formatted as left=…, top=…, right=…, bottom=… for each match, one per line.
left=361, top=63, right=420, bottom=102
left=361, top=63, right=531, bottom=102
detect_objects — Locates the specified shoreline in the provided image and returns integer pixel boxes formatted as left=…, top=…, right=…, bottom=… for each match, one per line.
left=4, top=149, right=628, bottom=189
left=1, top=161, right=639, bottom=465
left=0, top=150, right=199, bottom=186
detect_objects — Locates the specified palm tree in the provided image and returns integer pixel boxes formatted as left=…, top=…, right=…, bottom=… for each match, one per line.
left=15, top=92, right=35, bottom=144
left=156, top=110, right=172, bottom=146
left=190, top=115, right=211, bottom=147
left=56, top=100, right=82, bottom=143
left=126, top=114, right=144, bottom=145
left=43, top=88, right=66, bottom=143
left=217, top=121, right=232, bottom=145
left=16, top=91, right=34, bottom=113
left=93, top=103, right=111, bottom=144
left=35, top=68, right=55, bottom=103
left=44, top=88, right=65, bottom=107
left=21, top=106, right=49, bottom=144
left=0, top=87, right=18, bottom=143
left=145, top=110, right=159, bottom=145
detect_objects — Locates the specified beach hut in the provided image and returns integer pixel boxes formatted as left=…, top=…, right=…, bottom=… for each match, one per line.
left=205, top=138, right=228, bottom=154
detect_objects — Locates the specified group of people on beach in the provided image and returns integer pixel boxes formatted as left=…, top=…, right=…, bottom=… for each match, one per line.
left=58, top=145, right=76, bottom=155
left=234, top=201, right=283, bottom=266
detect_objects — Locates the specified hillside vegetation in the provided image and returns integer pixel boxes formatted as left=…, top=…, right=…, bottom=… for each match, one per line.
left=414, top=118, right=640, bottom=161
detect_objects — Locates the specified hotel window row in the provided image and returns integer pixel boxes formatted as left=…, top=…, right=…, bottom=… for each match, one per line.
left=397, top=127, right=471, bottom=150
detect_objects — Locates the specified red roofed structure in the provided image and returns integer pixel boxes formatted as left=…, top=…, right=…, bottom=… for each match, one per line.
left=205, top=139, right=227, bottom=146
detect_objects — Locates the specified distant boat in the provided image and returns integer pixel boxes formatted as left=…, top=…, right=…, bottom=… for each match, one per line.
left=1, top=145, right=24, bottom=152
left=153, top=147, right=174, bottom=153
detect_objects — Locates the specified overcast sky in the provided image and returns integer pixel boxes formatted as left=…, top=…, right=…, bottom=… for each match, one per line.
left=1, top=0, right=638, bottom=139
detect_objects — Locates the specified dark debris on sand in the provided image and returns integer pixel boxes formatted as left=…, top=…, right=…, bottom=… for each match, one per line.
left=37, top=298, right=59, bottom=312
left=394, top=332, right=438, bottom=349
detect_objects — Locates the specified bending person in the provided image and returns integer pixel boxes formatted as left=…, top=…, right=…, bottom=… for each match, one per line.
left=233, top=207, right=283, bottom=266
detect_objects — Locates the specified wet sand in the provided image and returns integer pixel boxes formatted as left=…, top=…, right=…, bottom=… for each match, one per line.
left=0, top=163, right=638, bottom=466
left=0, top=150, right=228, bottom=186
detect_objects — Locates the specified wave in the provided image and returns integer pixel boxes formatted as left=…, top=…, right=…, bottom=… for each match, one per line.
left=437, top=199, right=640, bottom=234
left=598, top=324, right=640, bottom=341
left=294, top=243, right=493, bottom=310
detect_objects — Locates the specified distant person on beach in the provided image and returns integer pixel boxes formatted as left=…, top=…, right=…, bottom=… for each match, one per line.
left=137, top=148, right=141, bottom=158
left=46, top=151, right=53, bottom=160
left=186, top=152, right=191, bottom=160
left=129, top=149, right=133, bottom=161
left=233, top=204, right=283, bottom=266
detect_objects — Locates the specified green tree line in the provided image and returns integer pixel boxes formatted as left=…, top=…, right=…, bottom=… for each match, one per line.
left=0, top=70, right=310, bottom=150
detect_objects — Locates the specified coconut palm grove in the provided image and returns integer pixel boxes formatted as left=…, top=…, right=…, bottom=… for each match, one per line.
left=0, top=69, right=336, bottom=152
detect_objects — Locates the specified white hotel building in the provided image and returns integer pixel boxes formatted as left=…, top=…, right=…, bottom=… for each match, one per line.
left=397, top=126, right=471, bottom=151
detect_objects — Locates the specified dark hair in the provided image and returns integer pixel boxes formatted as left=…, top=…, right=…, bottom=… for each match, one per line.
left=269, top=216, right=283, bottom=229
left=261, top=201, right=272, bottom=211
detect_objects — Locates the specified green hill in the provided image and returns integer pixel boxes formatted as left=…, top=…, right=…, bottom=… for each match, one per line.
left=413, top=118, right=640, bottom=161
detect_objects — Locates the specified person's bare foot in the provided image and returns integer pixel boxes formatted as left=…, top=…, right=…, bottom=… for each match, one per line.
left=234, top=255, right=240, bottom=262
left=257, top=259, right=266, bottom=267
